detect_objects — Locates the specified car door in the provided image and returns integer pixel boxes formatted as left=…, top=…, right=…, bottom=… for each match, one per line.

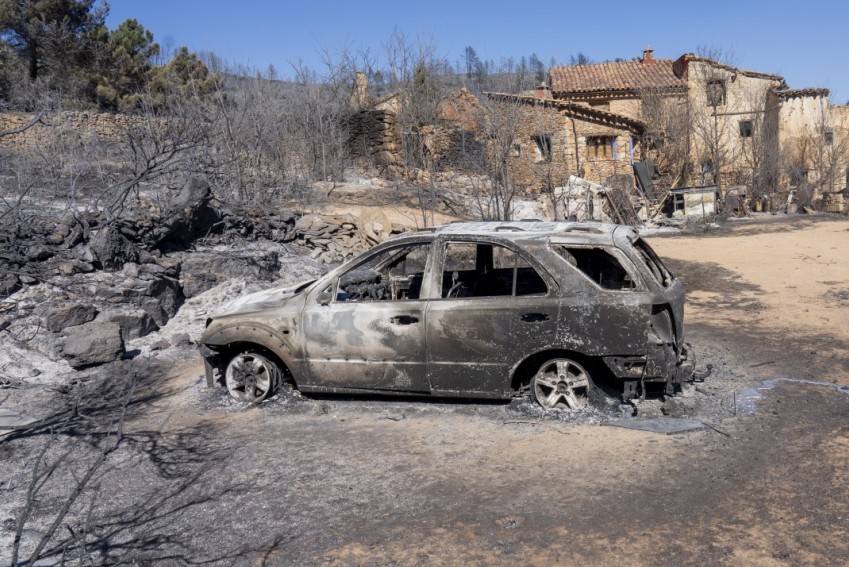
left=302, top=242, right=432, bottom=392
left=549, top=244, right=651, bottom=355
left=426, top=240, right=558, bottom=396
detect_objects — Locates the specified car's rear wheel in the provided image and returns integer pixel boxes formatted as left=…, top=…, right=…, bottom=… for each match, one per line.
left=531, top=358, right=591, bottom=410
left=224, top=351, right=281, bottom=403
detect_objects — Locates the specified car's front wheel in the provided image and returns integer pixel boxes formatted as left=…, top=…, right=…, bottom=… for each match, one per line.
left=224, top=351, right=281, bottom=403
left=531, top=358, right=591, bottom=410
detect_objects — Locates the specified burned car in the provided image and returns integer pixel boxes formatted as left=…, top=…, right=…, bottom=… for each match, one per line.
left=199, top=222, right=694, bottom=409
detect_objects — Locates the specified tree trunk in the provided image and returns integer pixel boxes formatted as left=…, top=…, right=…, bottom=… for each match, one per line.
left=28, top=45, right=39, bottom=81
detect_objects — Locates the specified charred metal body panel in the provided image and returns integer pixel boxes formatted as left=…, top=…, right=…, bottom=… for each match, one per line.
left=199, top=221, right=694, bottom=402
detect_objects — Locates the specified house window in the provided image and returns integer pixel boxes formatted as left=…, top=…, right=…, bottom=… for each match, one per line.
left=586, top=136, right=614, bottom=160
left=739, top=120, right=753, bottom=138
left=531, top=134, right=552, bottom=162
left=706, top=79, right=726, bottom=106
left=824, top=129, right=834, bottom=145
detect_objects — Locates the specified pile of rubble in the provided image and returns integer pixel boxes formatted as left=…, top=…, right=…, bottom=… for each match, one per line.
left=293, top=214, right=407, bottom=264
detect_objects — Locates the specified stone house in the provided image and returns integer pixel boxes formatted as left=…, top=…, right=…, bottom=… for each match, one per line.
left=345, top=54, right=847, bottom=205
left=483, top=91, right=645, bottom=192
left=548, top=48, right=849, bottom=200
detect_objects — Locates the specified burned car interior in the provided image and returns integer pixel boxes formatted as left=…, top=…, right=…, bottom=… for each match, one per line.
left=336, top=244, right=427, bottom=302
left=199, top=222, right=696, bottom=409
left=556, top=247, right=636, bottom=290
left=440, top=242, right=548, bottom=298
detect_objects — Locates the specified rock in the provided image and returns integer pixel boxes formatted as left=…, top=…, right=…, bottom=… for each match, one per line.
left=154, top=256, right=182, bottom=278
left=47, top=221, right=72, bottom=245
left=71, top=244, right=94, bottom=263
left=64, top=219, right=86, bottom=248
left=26, top=245, right=54, bottom=262
left=96, top=309, right=159, bottom=340
left=47, top=213, right=85, bottom=247
left=172, top=177, right=211, bottom=208
left=45, top=304, right=98, bottom=333
left=149, top=338, right=170, bottom=351
left=61, top=321, right=124, bottom=369
left=1, top=273, right=21, bottom=299
left=180, top=250, right=280, bottom=298
left=89, top=226, right=139, bottom=271
left=142, top=280, right=182, bottom=326
left=295, top=215, right=325, bottom=232
left=151, top=178, right=221, bottom=250
left=170, top=332, right=191, bottom=347
left=89, top=265, right=183, bottom=327
left=661, top=397, right=697, bottom=418
left=121, top=262, right=140, bottom=278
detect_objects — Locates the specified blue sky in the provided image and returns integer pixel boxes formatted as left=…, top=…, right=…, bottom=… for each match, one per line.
left=105, top=0, right=849, bottom=103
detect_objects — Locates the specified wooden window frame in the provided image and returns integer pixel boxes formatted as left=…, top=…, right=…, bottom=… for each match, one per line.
left=586, top=135, right=615, bottom=160
left=706, top=79, right=726, bottom=107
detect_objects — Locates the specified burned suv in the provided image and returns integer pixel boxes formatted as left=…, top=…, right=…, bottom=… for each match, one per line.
left=199, top=222, right=694, bottom=409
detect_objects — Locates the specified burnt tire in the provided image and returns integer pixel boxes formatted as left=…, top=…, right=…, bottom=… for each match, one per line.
left=531, top=358, right=592, bottom=410
left=224, top=351, right=281, bottom=404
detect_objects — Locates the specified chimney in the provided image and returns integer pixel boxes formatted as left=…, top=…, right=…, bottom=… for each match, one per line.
left=350, top=71, right=369, bottom=111
left=642, top=45, right=654, bottom=65
left=535, top=82, right=551, bottom=100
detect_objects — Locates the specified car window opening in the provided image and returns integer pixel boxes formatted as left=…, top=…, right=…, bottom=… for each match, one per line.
left=632, top=238, right=673, bottom=287
left=441, top=242, right=547, bottom=298
left=336, top=244, right=428, bottom=302
left=557, top=247, right=635, bottom=290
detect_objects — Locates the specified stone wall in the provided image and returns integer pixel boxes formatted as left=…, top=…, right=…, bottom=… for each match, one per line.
left=292, top=213, right=408, bottom=264
left=608, top=98, right=642, bottom=121
left=346, top=109, right=401, bottom=169
left=498, top=100, right=636, bottom=193
left=0, top=111, right=145, bottom=149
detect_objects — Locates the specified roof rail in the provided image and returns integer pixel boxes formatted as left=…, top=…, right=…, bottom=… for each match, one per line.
left=554, top=225, right=603, bottom=235
left=495, top=226, right=526, bottom=232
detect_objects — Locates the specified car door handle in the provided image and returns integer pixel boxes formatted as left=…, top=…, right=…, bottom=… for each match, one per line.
left=521, top=312, right=549, bottom=323
left=390, top=315, right=419, bottom=325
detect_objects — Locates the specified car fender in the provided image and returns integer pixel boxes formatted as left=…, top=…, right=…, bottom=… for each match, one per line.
left=200, top=322, right=303, bottom=384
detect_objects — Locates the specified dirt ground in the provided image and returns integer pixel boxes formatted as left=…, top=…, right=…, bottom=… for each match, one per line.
left=2, top=215, right=849, bottom=566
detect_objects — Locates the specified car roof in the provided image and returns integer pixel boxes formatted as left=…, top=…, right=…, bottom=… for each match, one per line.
left=400, top=221, right=636, bottom=247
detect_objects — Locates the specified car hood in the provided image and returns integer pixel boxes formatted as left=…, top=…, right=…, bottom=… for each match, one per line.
left=211, top=280, right=315, bottom=318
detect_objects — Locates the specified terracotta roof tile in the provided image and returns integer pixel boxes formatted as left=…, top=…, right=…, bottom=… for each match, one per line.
left=774, top=87, right=830, bottom=100
left=484, top=92, right=645, bottom=135
left=549, top=60, right=687, bottom=95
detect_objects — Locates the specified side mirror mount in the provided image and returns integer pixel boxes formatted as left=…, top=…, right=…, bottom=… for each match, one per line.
left=317, top=291, right=332, bottom=306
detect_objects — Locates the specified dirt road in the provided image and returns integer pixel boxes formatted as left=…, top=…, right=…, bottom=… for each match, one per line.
left=2, top=216, right=848, bottom=566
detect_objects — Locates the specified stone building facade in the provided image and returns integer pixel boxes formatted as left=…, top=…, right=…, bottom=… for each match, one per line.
left=548, top=48, right=849, bottom=198
left=484, top=93, right=643, bottom=192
